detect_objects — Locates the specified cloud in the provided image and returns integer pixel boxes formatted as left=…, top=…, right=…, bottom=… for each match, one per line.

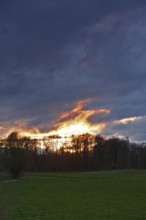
left=0, top=0, right=146, bottom=140
left=103, top=116, right=146, bottom=142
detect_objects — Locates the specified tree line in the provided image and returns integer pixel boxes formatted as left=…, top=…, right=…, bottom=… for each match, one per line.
left=0, top=131, right=146, bottom=179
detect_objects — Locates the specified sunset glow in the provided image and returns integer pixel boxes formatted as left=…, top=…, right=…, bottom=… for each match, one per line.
left=18, top=99, right=110, bottom=139
left=2, top=100, right=145, bottom=144
left=48, top=100, right=109, bottom=137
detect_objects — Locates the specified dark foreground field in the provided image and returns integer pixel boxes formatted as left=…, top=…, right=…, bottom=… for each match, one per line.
left=0, top=170, right=146, bottom=220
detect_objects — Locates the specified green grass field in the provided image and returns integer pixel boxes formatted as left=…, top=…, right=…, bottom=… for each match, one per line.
left=0, top=170, right=146, bottom=220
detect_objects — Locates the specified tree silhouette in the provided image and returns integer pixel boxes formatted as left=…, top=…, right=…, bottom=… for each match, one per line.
left=3, top=132, right=30, bottom=179
left=0, top=131, right=146, bottom=173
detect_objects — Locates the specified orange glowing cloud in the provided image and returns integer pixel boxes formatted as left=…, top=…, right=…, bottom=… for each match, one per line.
left=16, top=99, right=110, bottom=139
left=48, top=99, right=110, bottom=137
left=0, top=99, right=110, bottom=140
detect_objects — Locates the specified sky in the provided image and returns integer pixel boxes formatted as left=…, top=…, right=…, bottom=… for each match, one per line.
left=0, top=0, right=146, bottom=141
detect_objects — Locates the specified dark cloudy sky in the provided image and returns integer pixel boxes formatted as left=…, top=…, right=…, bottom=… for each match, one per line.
left=0, top=0, right=146, bottom=141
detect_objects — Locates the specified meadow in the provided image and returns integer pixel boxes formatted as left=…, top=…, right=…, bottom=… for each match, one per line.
left=0, top=170, right=146, bottom=220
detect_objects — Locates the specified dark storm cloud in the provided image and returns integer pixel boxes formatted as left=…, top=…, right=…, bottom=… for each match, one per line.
left=0, top=0, right=146, bottom=139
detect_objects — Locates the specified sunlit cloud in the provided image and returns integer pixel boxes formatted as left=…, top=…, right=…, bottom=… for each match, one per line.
left=48, top=99, right=110, bottom=137
left=0, top=99, right=110, bottom=140
left=114, top=116, right=145, bottom=125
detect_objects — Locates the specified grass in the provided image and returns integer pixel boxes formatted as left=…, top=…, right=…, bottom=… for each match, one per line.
left=0, top=170, right=146, bottom=220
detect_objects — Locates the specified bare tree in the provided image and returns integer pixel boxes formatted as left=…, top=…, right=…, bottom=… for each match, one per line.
left=3, top=132, right=31, bottom=179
